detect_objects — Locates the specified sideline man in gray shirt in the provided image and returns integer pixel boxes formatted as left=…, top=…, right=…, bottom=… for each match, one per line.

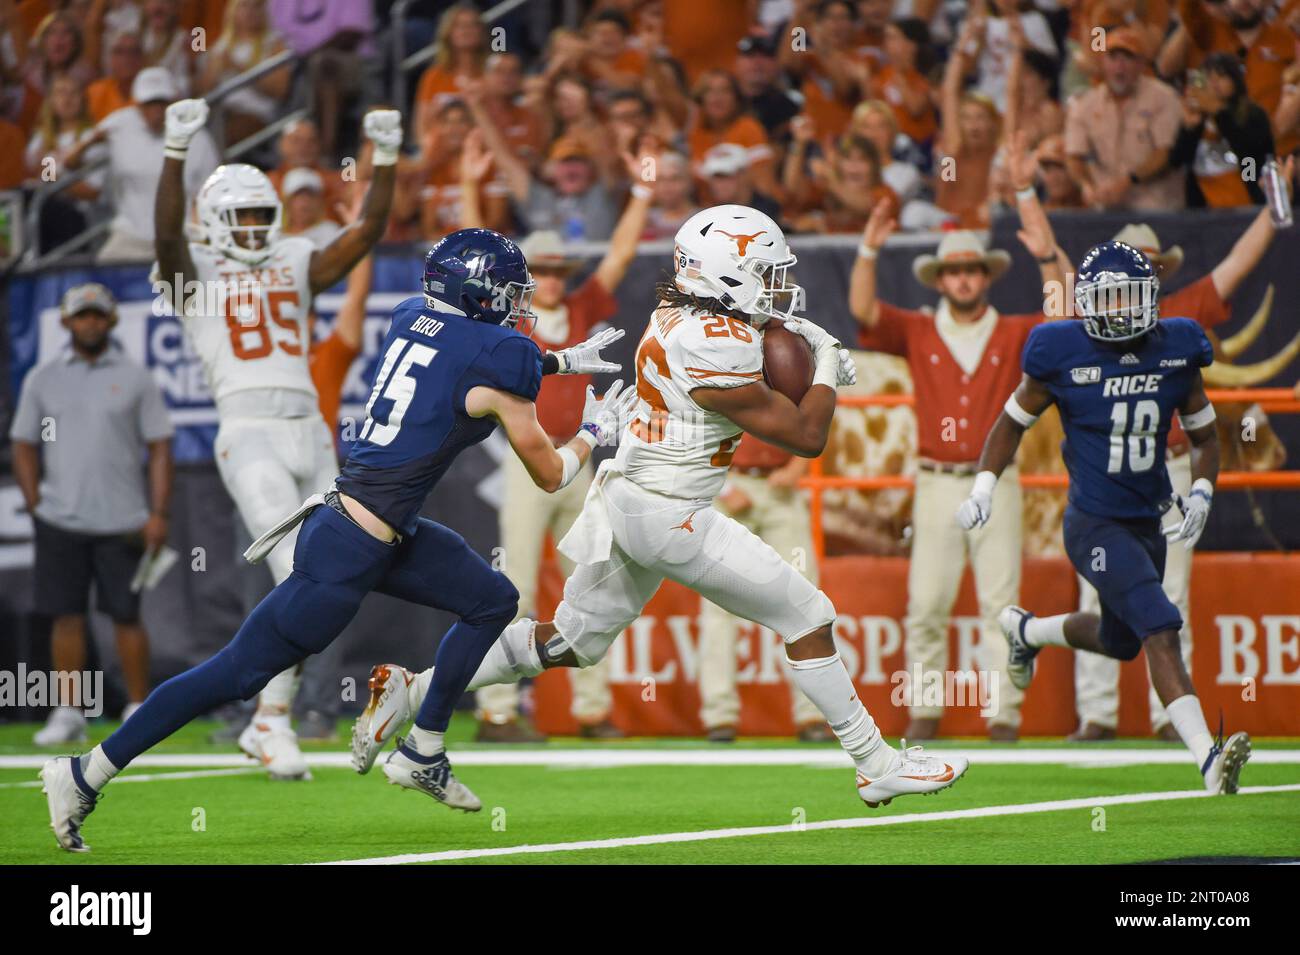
left=10, top=283, right=174, bottom=745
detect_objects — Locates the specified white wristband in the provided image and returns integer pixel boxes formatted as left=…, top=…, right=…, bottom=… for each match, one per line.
left=371, top=144, right=400, bottom=167
left=857, top=244, right=878, bottom=260
left=812, top=350, right=839, bottom=390
left=575, top=427, right=599, bottom=450
left=163, top=147, right=188, bottom=161
left=1180, top=402, right=1216, bottom=430
left=1190, top=477, right=1214, bottom=500
left=1014, top=185, right=1036, bottom=202
left=1003, top=393, right=1040, bottom=428
left=630, top=183, right=653, bottom=200
left=972, top=470, right=997, bottom=497
left=557, top=445, right=582, bottom=489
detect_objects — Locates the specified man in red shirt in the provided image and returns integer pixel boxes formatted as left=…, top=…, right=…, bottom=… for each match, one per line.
left=1069, top=206, right=1288, bottom=741
left=474, top=192, right=652, bottom=741
left=699, top=437, right=830, bottom=742
left=849, top=190, right=1063, bottom=741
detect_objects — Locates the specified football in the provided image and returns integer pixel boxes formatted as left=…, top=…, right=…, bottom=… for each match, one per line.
left=762, top=320, right=815, bottom=403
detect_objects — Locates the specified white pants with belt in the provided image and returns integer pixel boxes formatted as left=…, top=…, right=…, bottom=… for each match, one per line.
left=905, top=465, right=1024, bottom=729
left=476, top=450, right=613, bottom=725
left=1073, top=452, right=1194, bottom=731
left=697, top=471, right=822, bottom=730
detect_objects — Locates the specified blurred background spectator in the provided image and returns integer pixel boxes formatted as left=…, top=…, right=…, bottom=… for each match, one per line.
left=196, top=0, right=291, bottom=147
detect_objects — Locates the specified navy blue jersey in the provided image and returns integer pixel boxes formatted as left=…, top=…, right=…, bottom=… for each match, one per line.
left=1023, top=317, right=1214, bottom=520
left=336, top=296, right=543, bottom=536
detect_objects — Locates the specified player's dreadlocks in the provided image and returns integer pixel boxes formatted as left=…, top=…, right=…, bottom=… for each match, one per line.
left=654, top=277, right=753, bottom=324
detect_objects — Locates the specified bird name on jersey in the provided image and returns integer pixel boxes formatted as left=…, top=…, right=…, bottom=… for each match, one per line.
left=409, top=316, right=445, bottom=339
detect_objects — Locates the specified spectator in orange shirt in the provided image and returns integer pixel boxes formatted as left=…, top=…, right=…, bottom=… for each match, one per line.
left=413, top=2, right=486, bottom=142
left=661, top=0, right=750, bottom=84
left=87, top=31, right=143, bottom=122
left=779, top=0, right=873, bottom=142
left=580, top=9, right=648, bottom=96
left=1004, top=23, right=1062, bottom=151
left=0, top=116, right=26, bottom=190
left=877, top=17, right=939, bottom=152
left=267, top=118, right=347, bottom=224
left=687, top=69, right=780, bottom=199
left=480, top=52, right=542, bottom=168
left=935, top=22, right=1003, bottom=229
left=418, top=99, right=508, bottom=239
left=786, top=127, right=898, bottom=233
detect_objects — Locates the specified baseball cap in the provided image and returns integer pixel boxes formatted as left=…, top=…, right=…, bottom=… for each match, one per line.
left=132, top=66, right=179, bottom=105
left=283, top=167, right=324, bottom=196
left=737, top=34, right=777, bottom=57
left=1104, top=26, right=1147, bottom=59
left=61, top=283, right=117, bottom=318
left=700, top=143, right=750, bottom=177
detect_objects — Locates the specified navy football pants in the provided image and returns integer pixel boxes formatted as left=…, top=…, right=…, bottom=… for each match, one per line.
left=102, top=504, right=517, bottom=769
left=1063, top=504, right=1183, bottom=661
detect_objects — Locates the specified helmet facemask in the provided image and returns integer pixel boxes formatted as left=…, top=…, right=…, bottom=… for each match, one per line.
left=747, top=253, right=804, bottom=325
left=1075, top=271, right=1159, bottom=341
left=213, top=203, right=281, bottom=265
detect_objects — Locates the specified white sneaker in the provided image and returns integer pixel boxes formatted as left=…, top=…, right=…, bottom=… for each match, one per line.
left=382, top=740, right=481, bottom=812
left=999, top=606, right=1041, bottom=691
left=1202, top=729, right=1251, bottom=794
left=351, top=663, right=415, bottom=775
left=856, top=743, right=969, bottom=808
left=34, top=707, right=87, bottom=746
left=238, top=720, right=311, bottom=781
left=39, top=756, right=100, bottom=852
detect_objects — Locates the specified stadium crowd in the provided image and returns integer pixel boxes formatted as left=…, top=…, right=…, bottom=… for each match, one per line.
left=4, top=0, right=1300, bottom=258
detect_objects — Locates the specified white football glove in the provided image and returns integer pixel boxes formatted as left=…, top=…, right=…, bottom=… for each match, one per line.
left=363, top=109, right=404, bottom=166
left=164, top=99, right=209, bottom=155
left=835, top=348, right=858, bottom=387
left=552, top=326, right=625, bottom=375
left=579, top=378, right=637, bottom=447
left=784, top=317, right=851, bottom=388
left=1162, top=480, right=1213, bottom=550
left=955, top=471, right=998, bottom=530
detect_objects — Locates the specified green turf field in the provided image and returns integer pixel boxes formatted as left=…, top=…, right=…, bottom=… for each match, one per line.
left=3, top=717, right=1298, bottom=864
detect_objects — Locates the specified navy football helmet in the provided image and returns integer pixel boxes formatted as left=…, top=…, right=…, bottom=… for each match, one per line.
left=423, top=228, right=536, bottom=330
left=1074, top=240, right=1160, bottom=342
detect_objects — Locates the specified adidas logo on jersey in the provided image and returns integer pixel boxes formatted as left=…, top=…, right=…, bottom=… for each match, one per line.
left=1120, top=353, right=1140, bottom=365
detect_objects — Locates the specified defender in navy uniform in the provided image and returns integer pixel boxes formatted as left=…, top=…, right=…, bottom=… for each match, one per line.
left=39, top=230, right=635, bottom=852
left=956, top=241, right=1250, bottom=794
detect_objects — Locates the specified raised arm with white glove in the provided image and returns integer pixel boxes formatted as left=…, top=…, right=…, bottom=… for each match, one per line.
left=578, top=378, right=638, bottom=447
left=163, top=99, right=210, bottom=160
left=550, top=326, right=625, bottom=375
left=363, top=109, right=404, bottom=166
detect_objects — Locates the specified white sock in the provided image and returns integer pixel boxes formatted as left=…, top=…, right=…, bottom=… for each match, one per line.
left=407, top=667, right=434, bottom=715
left=1024, top=613, right=1071, bottom=648
left=785, top=653, right=896, bottom=779
left=257, top=666, right=300, bottom=716
left=405, top=726, right=445, bottom=758
left=253, top=712, right=290, bottom=732
left=1165, top=694, right=1214, bottom=770
left=80, top=745, right=120, bottom=791
left=466, top=620, right=544, bottom=691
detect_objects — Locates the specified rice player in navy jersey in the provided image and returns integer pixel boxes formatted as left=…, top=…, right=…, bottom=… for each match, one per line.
left=956, top=240, right=1251, bottom=794
left=38, top=229, right=637, bottom=852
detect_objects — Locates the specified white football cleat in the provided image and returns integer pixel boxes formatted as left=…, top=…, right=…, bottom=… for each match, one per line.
left=1202, top=728, right=1251, bottom=794
left=999, top=605, right=1041, bottom=691
left=34, top=707, right=87, bottom=746
left=382, top=740, right=481, bottom=812
left=238, top=720, right=311, bottom=781
left=40, top=756, right=100, bottom=852
left=351, top=663, right=415, bottom=774
left=856, top=743, right=969, bottom=808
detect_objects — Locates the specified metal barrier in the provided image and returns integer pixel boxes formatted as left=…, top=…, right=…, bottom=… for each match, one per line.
left=801, top=388, right=1300, bottom=560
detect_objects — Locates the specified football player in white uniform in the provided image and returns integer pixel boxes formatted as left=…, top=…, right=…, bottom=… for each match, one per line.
left=156, top=99, right=400, bottom=779
left=352, top=205, right=969, bottom=809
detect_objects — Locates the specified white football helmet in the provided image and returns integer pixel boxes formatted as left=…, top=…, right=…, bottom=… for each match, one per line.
left=196, top=164, right=283, bottom=265
left=671, top=204, right=804, bottom=325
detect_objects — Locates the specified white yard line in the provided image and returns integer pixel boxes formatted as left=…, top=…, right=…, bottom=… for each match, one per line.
left=314, top=783, right=1300, bottom=865
left=0, top=767, right=264, bottom=789
left=2, top=748, right=1300, bottom=771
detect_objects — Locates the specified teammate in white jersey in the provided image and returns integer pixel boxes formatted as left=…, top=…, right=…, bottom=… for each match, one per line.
left=352, top=205, right=969, bottom=808
left=156, top=99, right=400, bottom=778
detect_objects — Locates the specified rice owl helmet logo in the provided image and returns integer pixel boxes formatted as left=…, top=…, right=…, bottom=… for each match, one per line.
left=463, top=252, right=498, bottom=293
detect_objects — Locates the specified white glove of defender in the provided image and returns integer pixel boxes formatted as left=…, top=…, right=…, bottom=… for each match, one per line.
left=552, top=326, right=625, bottom=375
left=1163, top=480, right=1213, bottom=550
left=363, top=109, right=404, bottom=166
left=785, top=317, right=856, bottom=386
left=580, top=378, right=638, bottom=446
left=956, top=471, right=997, bottom=530
left=164, top=99, right=209, bottom=154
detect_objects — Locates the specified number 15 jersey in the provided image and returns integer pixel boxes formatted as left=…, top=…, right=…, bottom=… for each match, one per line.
left=615, top=304, right=765, bottom=502
left=1023, top=316, right=1214, bottom=520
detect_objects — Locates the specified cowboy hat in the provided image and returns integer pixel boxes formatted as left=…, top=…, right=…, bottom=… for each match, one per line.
left=913, top=231, right=1012, bottom=288
left=518, top=230, right=581, bottom=273
left=1111, top=223, right=1183, bottom=278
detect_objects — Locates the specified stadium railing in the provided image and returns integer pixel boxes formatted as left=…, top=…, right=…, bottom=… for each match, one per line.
left=801, top=388, right=1300, bottom=561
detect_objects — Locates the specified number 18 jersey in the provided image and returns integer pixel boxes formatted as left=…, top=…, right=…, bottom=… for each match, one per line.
left=1023, top=317, right=1214, bottom=520
left=614, top=304, right=765, bottom=502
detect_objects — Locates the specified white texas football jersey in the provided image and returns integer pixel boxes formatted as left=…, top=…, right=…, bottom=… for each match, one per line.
left=181, top=237, right=318, bottom=404
left=615, top=304, right=764, bottom=501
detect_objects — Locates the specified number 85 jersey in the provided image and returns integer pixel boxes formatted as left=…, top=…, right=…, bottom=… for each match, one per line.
left=1023, top=316, right=1214, bottom=521
left=182, top=237, right=318, bottom=404
left=614, top=304, right=765, bottom=502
